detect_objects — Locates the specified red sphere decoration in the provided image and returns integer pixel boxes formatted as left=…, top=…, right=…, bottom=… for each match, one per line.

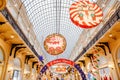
left=44, top=33, right=66, bottom=55
left=70, top=1, right=103, bottom=28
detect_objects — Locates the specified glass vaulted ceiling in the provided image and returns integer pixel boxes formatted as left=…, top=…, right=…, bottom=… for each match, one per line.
left=21, top=0, right=83, bottom=62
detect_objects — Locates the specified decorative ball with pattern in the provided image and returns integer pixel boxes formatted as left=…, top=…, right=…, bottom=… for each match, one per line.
left=44, top=33, right=66, bottom=55
left=70, top=1, right=103, bottom=28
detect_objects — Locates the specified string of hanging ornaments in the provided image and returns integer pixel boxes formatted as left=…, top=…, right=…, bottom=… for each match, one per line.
left=69, top=0, right=103, bottom=28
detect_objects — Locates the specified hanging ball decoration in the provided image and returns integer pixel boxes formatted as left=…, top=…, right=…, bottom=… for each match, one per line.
left=44, top=33, right=66, bottom=55
left=38, top=56, right=44, bottom=61
left=0, top=0, right=7, bottom=10
left=70, top=1, right=103, bottom=28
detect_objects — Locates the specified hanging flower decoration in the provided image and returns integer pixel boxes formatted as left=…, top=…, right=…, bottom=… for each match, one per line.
left=70, top=1, right=103, bottom=28
left=44, top=33, right=66, bottom=55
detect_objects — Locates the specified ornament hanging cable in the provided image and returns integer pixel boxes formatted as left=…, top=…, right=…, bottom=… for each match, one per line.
left=56, top=0, right=58, bottom=34
left=56, top=0, right=62, bottom=59
left=58, top=0, right=62, bottom=34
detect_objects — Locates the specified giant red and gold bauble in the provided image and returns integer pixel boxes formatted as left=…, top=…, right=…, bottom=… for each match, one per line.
left=70, top=1, right=103, bottom=28
left=44, top=33, right=66, bottom=55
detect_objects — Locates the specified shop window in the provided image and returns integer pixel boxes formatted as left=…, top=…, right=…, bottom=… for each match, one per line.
left=118, top=48, right=120, bottom=72
left=98, top=56, right=107, bottom=66
left=12, top=58, right=22, bottom=80
left=97, top=55, right=114, bottom=80
left=31, top=68, right=36, bottom=80
left=99, top=67, right=112, bottom=80
left=24, top=64, right=31, bottom=79
left=14, top=58, right=21, bottom=70
left=0, top=48, right=4, bottom=79
left=12, top=70, right=19, bottom=80
left=0, top=48, right=4, bottom=61
left=118, top=49, right=120, bottom=61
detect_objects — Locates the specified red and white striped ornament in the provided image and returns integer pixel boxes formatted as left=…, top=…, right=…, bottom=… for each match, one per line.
left=70, top=0, right=103, bottom=28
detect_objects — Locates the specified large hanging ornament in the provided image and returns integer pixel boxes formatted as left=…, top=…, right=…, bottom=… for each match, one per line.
left=0, top=0, right=7, bottom=10
left=44, top=33, right=66, bottom=55
left=70, top=1, right=103, bottom=28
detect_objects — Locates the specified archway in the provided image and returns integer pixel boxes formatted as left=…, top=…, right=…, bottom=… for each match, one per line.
left=40, top=58, right=87, bottom=80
